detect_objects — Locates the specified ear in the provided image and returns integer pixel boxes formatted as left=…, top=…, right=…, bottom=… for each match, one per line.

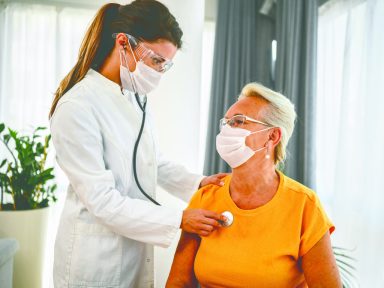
left=115, top=33, right=128, bottom=49
left=269, top=127, right=282, bottom=148
left=114, top=33, right=136, bottom=71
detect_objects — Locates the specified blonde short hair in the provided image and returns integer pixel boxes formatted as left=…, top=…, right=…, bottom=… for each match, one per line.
left=239, top=82, right=296, bottom=164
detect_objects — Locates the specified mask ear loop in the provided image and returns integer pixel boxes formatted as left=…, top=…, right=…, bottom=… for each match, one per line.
left=253, top=146, right=267, bottom=153
left=248, top=127, right=275, bottom=156
left=127, top=36, right=139, bottom=63
left=120, top=38, right=140, bottom=94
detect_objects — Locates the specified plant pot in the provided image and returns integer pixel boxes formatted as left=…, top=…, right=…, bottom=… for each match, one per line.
left=0, top=238, right=19, bottom=288
left=0, top=206, right=51, bottom=288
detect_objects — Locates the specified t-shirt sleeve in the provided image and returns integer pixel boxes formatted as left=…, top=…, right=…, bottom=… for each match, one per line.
left=299, top=192, right=335, bottom=257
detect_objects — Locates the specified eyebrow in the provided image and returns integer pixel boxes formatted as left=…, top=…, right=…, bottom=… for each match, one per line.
left=224, top=113, right=245, bottom=118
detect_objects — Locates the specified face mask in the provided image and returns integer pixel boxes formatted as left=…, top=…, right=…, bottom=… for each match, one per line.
left=216, top=125, right=273, bottom=168
left=119, top=47, right=162, bottom=95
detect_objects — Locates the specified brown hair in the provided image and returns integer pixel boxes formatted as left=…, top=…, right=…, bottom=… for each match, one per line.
left=49, top=0, right=183, bottom=118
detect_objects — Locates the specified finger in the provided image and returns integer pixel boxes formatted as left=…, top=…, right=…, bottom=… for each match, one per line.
left=202, top=217, right=220, bottom=227
left=215, top=173, right=230, bottom=179
left=203, top=210, right=223, bottom=221
left=205, top=177, right=225, bottom=186
left=199, top=224, right=214, bottom=232
left=215, top=178, right=226, bottom=186
left=198, top=230, right=210, bottom=237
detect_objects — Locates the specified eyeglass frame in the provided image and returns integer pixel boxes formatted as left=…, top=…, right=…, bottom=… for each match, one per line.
left=219, top=114, right=271, bottom=130
left=112, top=33, right=174, bottom=73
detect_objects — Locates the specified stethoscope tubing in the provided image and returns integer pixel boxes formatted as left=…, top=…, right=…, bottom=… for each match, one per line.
left=132, top=92, right=161, bottom=205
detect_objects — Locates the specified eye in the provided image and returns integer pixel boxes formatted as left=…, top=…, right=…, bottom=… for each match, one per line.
left=152, top=57, right=164, bottom=65
left=234, top=118, right=243, bottom=125
left=228, top=118, right=243, bottom=127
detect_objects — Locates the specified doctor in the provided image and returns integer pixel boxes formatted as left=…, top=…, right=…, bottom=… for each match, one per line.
left=49, top=1, right=226, bottom=287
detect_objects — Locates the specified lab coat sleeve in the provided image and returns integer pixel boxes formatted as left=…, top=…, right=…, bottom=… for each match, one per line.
left=145, top=109, right=205, bottom=203
left=157, top=153, right=205, bottom=203
left=50, top=99, right=181, bottom=248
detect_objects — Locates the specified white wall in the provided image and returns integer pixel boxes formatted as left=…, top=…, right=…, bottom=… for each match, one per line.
left=149, top=1, right=204, bottom=173
left=147, top=1, right=205, bottom=286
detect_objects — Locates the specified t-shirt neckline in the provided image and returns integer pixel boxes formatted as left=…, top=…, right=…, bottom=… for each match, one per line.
left=223, top=170, right=285, bottom=216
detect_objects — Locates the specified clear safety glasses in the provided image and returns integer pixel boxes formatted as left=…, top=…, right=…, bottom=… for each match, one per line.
left=112, top=33, right=173, bottom=73
left=219, top=114, right=270, bottom=130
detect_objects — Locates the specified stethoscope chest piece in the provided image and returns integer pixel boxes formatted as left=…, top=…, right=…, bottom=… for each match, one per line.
left=220, top=211, right=234, bottom=227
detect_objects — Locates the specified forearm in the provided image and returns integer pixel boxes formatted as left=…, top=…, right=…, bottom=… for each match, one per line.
left=166, top=232, right=201, bottom=287
left=157, top=158, right=204, bottom=202
left=302, top=232, right=342, bottom=287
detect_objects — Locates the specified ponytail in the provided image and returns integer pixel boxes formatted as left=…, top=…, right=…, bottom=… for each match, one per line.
left=49, top=3, right=119, bottom=118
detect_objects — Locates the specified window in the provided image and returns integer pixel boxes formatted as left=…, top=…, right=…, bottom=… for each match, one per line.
left=316, top=0, right=384, bottom=284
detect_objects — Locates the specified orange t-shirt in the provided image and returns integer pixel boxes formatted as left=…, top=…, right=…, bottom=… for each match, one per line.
left=188, top=171, right=334, bottom=288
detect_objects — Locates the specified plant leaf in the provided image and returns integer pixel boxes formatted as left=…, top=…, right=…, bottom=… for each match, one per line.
left=0, top=159, right=7, bottom=168
left=3, top=134, right=10, bottom=144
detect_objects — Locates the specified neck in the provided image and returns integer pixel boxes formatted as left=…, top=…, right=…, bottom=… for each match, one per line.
left=99, top=55, right=121, bottom=87
left=230, top=158, right=279, bottom=204
left=229, top=160, right=279, bottom=210
left=99, top=47, right=136, bottom=87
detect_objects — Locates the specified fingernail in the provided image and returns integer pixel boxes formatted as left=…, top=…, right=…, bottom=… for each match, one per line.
left=220, top=181, right=225, bottom=186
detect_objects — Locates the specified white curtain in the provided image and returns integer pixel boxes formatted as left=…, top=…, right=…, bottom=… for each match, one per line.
left=0, top=3, right=96, bottom=197
left=0, top=4, right=95, bottom=288
left=0, top=3, right=95, bottom=130
left=316, top=0, right=384, bottom=285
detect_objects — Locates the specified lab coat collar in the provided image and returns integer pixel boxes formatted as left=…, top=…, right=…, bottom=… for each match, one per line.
left=85, top=69, right=123, bottom=97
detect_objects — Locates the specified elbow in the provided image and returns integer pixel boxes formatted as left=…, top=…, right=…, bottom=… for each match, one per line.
left=77, top=185, right=117, bottom=224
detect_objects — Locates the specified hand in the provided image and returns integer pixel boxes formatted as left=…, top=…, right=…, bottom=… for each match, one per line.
left=181, top=208, right=226, bottom=237
left=199, top=173, right=229, bottom=188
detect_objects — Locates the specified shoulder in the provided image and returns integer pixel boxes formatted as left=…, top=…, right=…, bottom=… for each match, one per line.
left=58, top=79, right=94, bottom=108
left=50, top=86, right=99, bottom=137
left=188, top=175, right=231, bottom=208
left=280, top=172, right=321, bottom=206
left=50, top=80, right=96, bottom=122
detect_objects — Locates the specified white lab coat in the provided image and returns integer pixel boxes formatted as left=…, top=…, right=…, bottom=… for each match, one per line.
left=50, top=69, right=203, bottom=288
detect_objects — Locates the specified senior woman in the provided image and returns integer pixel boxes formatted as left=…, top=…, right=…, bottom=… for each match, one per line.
left=166, top=83, right=342, bottom=287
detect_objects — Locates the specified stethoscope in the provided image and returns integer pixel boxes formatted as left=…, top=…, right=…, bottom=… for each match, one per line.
left=126, top=46, right=233, bottom=225
left=123, top=40, right=161, bottom=206
left=132, top=92, right=234, bottom=227
left=132, top=91, right=161, bottom=206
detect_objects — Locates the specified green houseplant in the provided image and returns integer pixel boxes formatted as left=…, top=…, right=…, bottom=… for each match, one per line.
left=0, top=123, right=57, bottom=210
left=334, top=246, right=358, bottom=288
left=0, top=122, right=57, bottom=288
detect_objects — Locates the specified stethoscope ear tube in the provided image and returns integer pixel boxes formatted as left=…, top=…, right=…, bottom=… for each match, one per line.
left=132, top=92, right=161, bottom=205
